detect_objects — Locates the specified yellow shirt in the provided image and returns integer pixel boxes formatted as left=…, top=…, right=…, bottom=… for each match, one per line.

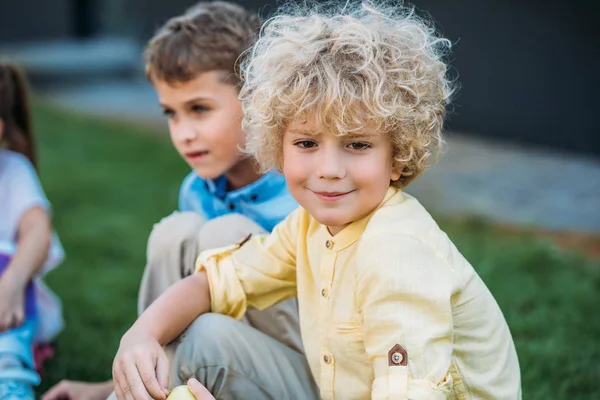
left=197, top=187, right=521, bottom=399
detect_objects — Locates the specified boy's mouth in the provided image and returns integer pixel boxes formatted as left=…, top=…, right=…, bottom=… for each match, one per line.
left=185, top=150, right=209, bottom=162
left=311, top=190, right=354, bottom=201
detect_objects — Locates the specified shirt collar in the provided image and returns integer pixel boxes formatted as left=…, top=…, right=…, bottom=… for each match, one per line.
left=204, top=175, right=227, bottom=197
left=204, top=170, right=286, bottom=201
left=321, top=186, right=402, bottom=251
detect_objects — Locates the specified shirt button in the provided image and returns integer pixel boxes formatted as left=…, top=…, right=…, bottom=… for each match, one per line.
left=391, top=352, right=404, bottom=365
left=325, top=240, right=333, bottom=249
left=321, top=287, right=329, bottom=298
left=250, top=194, right=258, bottom=201
left=228, top=203, right=235, bottom=210
left=323, top=353, right=333, bottom=364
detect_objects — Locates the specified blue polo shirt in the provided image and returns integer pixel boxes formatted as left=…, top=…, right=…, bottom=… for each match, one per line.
left=178, top=170, right=298, bottom=232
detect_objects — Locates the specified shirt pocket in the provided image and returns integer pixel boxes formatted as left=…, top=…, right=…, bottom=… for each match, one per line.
left=332, top=320, right=368, bottom=356
left=330, top=320, right=371, bottom=398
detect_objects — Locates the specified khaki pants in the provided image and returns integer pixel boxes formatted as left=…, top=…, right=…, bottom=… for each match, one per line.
left=110, top=212, right=316, bottom=399
left=168, top=314, right=319, bottom=399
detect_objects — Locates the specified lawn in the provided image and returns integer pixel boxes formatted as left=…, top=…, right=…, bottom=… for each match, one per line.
left=33, top=103, right=600, bottom=399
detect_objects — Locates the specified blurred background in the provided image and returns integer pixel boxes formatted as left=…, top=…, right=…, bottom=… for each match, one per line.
left=1, top=0, right=599, bottom=399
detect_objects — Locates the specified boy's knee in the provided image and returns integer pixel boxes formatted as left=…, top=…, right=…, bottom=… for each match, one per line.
left=147, top=212, right=205, bottom=261
left=197, top=214, right=265, bottom=251
left=170, top=314, right=240, bottom=382
left=178, top=314, right=237, bottom=352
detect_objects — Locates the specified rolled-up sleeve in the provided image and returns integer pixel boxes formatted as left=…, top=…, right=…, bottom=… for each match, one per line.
left=196, top=208, right=302, bottom=319
left=355, top=233, right=459, bottom=399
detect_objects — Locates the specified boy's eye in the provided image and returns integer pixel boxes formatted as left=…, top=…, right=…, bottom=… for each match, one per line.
left=162, top=109, right=175, bottom=118
left=347, top=142, right=371, bottom=150
left=295, top=140, right=318, bottom=149
left=192, top=104, right=209, bottom=114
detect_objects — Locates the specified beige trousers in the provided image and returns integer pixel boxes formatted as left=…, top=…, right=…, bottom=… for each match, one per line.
left=137, top=211, right=303, bottom=353
left=110, top=212, right=316, bottom=399
left=167, top=313, right=318, bottom=399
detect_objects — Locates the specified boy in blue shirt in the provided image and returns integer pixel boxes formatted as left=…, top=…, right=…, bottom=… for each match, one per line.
left=42, top=3, right=300, bottom=400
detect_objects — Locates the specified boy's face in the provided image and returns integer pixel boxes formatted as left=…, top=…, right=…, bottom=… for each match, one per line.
left=282, top=117, right=402, bottom=235
left=155, top=71, right=250, bottom=183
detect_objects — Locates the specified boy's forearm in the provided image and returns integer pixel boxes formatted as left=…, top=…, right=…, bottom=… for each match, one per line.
left=126, top=271, right=212, bottom=346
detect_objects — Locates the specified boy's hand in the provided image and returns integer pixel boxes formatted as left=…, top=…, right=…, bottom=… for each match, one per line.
left=186, top=379, right=215, bottom=400
left=112, top=333, right=170, bottom=400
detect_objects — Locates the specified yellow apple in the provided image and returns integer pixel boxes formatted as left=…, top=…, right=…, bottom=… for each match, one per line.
left=166, top=385, right=196, bottom=400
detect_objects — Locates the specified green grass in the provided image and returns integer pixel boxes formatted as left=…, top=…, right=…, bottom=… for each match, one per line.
left=33, top=104, right=600, bottom=399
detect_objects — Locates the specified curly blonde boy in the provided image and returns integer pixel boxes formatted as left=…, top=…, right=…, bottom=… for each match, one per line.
left=241, top=1, right=454, bottom=187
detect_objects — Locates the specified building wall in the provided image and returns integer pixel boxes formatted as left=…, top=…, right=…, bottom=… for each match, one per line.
left=0, top=0, right=72, bottom=42
left=0, top=0, right=597, bottom=155
left=410, top=0, right=599, bottom=155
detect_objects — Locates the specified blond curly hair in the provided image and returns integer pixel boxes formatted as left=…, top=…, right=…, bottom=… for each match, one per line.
left=239, top=1, right=455, bottom=187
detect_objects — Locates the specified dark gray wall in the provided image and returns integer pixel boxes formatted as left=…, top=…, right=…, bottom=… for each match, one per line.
left=0, top=0, right=71, bottom=41
left=1, top=0, right=597, bottom=155
left=409, top=0, right=599, bottom=155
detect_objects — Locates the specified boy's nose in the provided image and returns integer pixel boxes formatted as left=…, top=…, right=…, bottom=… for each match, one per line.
left=316, top=147, right=346, bottom=180
left=174, top=120, right=198, bottom=142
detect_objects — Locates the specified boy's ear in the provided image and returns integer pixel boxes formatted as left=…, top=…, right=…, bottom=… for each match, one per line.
left=390, top=163, right=402, bottom=182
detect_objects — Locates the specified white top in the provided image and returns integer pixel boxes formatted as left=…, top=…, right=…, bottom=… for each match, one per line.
left=0, top=149, right=64, bottom=341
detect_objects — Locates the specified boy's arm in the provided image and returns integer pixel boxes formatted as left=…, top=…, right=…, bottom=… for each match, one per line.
left=125, top=271, right=211, bottom=345
left=355, top=234, right=457, bottom=400
left=113, top=208, right=302, bottom=400
left=113, top=272, right=211, bottom=400
left=198, top=208, right=303, bottom=319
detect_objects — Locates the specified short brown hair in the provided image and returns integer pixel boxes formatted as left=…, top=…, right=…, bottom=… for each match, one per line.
left=144, top=1, right=260, bottom=86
